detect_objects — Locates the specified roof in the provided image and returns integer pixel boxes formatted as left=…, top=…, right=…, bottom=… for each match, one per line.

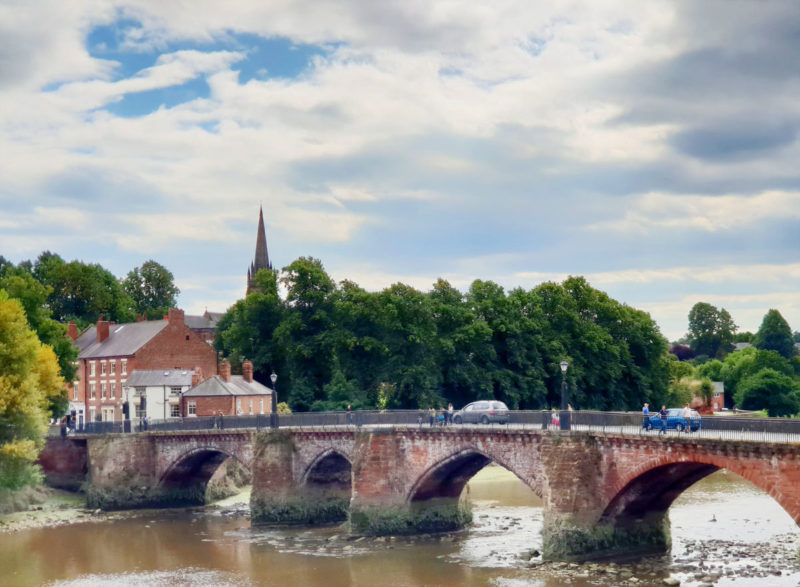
left=185, top=314, right=220, bottom=330
left=183, top=374, right=273, bottom=398
left=76, top=321, right=169, bottom=359
left=123, top=369, right=194, bottom=387
left=733, top=342, right=752, bottom=351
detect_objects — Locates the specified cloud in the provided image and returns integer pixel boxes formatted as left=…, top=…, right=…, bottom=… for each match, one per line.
left=586, top=190, right=800, bottom=235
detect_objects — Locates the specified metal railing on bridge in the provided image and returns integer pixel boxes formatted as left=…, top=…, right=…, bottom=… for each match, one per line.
left=50, top=410, right=800, bottom=444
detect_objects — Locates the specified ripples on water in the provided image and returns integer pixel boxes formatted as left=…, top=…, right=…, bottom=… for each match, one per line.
left=1, top=467, right=795, bottom=586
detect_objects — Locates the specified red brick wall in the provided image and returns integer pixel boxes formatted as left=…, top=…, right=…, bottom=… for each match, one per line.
left=135, top=314, right=218, bottom=379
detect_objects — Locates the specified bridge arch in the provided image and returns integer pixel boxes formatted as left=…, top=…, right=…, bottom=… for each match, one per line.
left=297, top=448, right=353, bottom=523
left=601, top=452, right=797, bottom=529
left=158, top=446, right=248, bottom=506
left=407, top=447, right=540, bottom=504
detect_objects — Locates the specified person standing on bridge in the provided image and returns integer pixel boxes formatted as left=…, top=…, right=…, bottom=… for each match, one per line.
left=447, top=403, right=454, bottom=425
left=642, top=403, right=650, bottom=429
left=682, top=403, right=692, bottom=431
left=659, top=405, right=668, bottom=435
left=428, top=407, right=435, bottom=427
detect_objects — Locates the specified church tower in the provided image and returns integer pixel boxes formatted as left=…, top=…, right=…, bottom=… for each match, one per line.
left=246, top=206, right=273, bottom=294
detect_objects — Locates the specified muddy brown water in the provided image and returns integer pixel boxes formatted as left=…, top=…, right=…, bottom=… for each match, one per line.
left=1, top=467, right=799, bottom=586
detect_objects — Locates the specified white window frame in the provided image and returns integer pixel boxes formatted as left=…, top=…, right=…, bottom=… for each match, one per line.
left=121, top=359, right=127, bottom=376
left=89, top=382, right=96, bottom=399
left=170, top=404, right=180, bottom=418
left=110, top=360, right=116, bottom=375
left=110, top=380, right=116, bottom=399
left=101, top=361, right=106, bottom=375
left=89, top=361, right=96, bottom=377
left=73, top=382, right=79, bottom=401
left=100, top=381, right=107, bottom=398
left=187, top=401, right=197, bottom=417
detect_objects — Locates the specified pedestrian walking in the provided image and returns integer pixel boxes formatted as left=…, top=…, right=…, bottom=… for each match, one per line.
left=447, top=403, right=454, bottom=425
left=659, top=405, right=667, bottom=435
left=642, top=402, right=650, bottom=429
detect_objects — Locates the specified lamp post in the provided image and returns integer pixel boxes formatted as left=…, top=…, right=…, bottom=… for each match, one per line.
left=560, top=360, right=570, bottom=431
left=270, top=371, right=278, bottom=429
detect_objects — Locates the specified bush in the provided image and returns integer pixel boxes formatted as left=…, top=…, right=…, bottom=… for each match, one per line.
left=734, top=369, right=800, bottom=417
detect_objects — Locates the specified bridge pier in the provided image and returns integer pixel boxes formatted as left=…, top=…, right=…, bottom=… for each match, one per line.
left=251, top=430, right=351, bottom=525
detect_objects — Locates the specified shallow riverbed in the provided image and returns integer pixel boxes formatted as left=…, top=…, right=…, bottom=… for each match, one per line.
left=1, top=467, right=798, bottom=586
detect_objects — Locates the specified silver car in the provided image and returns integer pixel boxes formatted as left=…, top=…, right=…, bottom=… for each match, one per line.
left=453, top=400, right=509, bottom=425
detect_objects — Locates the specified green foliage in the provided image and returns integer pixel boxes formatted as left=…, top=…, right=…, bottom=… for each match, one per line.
left=31, top=252, right=135, bottom=326
left=122, top=259, right=180, bottom=319
left=695, top=359, right=723, bottom=381
left=720, top=347, right=792, bottom=400
left=0, top=292, right=63, bottom=490
left=734, top=369, right=800, bottom=417
left=0, top=271, right=78, bottom=401
left=753, top=309, right=796, bottom=359
left=214, top=265, right=670, bottom=413
left=686, top=302, right=736, bottom=359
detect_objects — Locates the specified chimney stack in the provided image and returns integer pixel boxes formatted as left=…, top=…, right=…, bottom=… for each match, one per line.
left=167, top=308, right=185, bottom=328
left=96, top=318, right=110, bottom=343
left=67, top=321, right=78, bottom=341
left=220, top=360, right=231, bottom=382
left=242, top=360, right=254, bottom=383
left=191, top=366, right=204, bottom=387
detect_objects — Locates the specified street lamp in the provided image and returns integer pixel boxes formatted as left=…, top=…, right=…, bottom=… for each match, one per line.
left=559, top=360, right=570, bottom=431
left=270, top=371, right=278, bottom=429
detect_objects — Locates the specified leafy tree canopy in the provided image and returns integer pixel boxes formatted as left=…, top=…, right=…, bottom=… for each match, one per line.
left=753, top=309, right=796, bottom=359
left=122, top=260, right=180, bottom=320
left=686, top=302, right=736, bottom=359
left=734, top=368, right=800, bottom=417
left=0, top=291, right=64, bottom=490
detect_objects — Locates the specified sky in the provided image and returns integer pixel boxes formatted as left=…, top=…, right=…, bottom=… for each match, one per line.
left=1, top=1, right=799, bottom=341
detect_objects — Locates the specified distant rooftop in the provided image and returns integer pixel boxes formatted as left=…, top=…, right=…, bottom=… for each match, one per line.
left=183, top=374, right=272, bottom=398
left=76, top=321, right=169, bottom=359
left=123, top=369, right=194, bottom=387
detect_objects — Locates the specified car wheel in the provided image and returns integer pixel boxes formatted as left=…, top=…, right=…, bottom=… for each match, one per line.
left=676, top=423, right=684, bottom=432
left=481, top=415, right=489, bottom=425
left=454, top=415, right=462, bottom=425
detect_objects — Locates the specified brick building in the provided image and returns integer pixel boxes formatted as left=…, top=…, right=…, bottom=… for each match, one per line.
left=71, top=309, right=218, bottom=423
left=182, top=359, right=273, bottom=417
left=185, top=310, right=224, bottom=343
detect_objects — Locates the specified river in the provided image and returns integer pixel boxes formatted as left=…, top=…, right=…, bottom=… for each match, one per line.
left=1, top=467, right=798, bottom=586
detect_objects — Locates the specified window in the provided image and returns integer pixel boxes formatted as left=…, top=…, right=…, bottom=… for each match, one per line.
left=187, top=401, right=197, bottom=417
left=121, top=360, right=127, bottom=375
left=102, top=407, right=114, bottom=422
left=89, top=407, right=96, bottom=422
left=110, top=360, right=116, bottom=375
left=89, top=382, right=96, bottom=399
left=73, top=383, right=79, bottom=401
left=249, top=399, right=253, bottom=414
left=170, top=404, right=180, bottom=418
left=109, top=381, right=116, bottom=399
left=260, top=399, right=264, bottom=414
left=135, top=404, right=146, bottom=419
left=89, top=361, right=96, bottom=377
left=101, top=361, right=106, bottom=375
left=236, top=398, right=242, bottom=414
left=135, top=386, right=146, bottom=397
left=101, top=382, right=107, bottom=398
left=170, top=386, right=182, bottom=396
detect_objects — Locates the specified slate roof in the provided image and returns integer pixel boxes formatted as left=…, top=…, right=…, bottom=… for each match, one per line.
left=733, top=342, right=752, bottom=351
left=123, top=369, right=194, bottom=388
left=183, top=375, right=273, bottom=398
left=76, top=321, right=169, bottom=359
left=185, top=311, right=223, bottom=330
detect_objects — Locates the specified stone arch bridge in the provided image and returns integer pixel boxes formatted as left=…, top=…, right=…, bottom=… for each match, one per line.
left=42, top=427, right=800, bottom=559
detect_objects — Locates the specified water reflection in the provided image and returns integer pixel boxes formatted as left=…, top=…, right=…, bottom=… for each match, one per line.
left=0, top=465, right=798, bottom=586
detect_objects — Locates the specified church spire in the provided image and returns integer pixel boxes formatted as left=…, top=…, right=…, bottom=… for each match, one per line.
left=247, top=206, right=273, bottom=294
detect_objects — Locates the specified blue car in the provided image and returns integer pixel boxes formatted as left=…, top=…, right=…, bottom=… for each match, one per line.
left=643, top=409, right=701, bottom=432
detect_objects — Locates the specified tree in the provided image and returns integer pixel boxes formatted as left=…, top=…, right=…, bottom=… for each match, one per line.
left=122, top=260, right=180, bottom=320
left=0, top=291, right=64, bottom=490
left=669, top=343, right=695, bottom=361
left=33, top=253, right=135, bottom=326
left=719, top=346, right=792, bottom=404
left=734, top=368, right=800, bottom=417
left=0, top=272, right=77, bottom=416
left=686, top=302, right=736, bottom=359
left=753, top=309, right=796, bottom=359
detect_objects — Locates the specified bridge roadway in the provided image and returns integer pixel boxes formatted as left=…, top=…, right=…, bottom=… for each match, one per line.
left=40, top=415, right=800, bottom=560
